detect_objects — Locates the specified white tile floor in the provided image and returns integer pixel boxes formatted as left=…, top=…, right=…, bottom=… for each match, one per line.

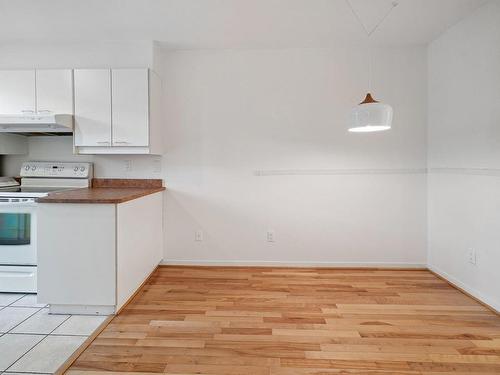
left=0, top=293, right=108, bottom=374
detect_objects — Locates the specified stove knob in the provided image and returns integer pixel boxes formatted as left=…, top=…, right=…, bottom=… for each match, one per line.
left=31, top=166, right=36, bottom=171
left=74, top=166, right=79, bottom=172
left=24, top=165, right=30, bottom=170
left=80, top=166, right=86, bottom=172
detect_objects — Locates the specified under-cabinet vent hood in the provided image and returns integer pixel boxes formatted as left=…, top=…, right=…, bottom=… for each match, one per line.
left=0, top=113, right=73, bottom=136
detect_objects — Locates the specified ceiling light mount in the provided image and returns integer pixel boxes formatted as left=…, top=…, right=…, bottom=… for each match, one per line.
left=359, top=93, right=378, bottom=104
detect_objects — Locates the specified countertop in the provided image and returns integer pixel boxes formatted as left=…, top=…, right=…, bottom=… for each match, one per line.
left=37, top=179, right=165, bottom=204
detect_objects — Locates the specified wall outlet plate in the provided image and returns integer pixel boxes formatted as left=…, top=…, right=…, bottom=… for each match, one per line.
left=468, top=248, right=477, bottom=265
left=153, top=158, right=162, bottom=173
left=195, top=230, right=203, bottom=242
left=267, top=230, right=275, bottom=242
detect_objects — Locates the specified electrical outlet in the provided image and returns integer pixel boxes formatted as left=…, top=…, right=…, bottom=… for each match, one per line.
left=267, top=230, right=275, bottom=242
left=124, top=160, right=132, bottom=172
left=468, top=248, right=477, bottom=265
left=153, top=158, right=162, bottom=173
left=195, top=230, right=204, bottom=242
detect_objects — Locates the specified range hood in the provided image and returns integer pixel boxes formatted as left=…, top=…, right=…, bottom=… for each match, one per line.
left=0, top=113, right=73, bottom=136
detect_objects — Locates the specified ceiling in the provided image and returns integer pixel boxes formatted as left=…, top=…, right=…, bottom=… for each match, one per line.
left=0, top=0, right=489, bottom=48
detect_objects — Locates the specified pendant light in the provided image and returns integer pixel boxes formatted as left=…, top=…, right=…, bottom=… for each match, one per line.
left=346, top=0, right=398, bottom=133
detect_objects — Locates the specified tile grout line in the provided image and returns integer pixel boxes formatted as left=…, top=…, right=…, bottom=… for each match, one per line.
left=5, top=307, right=44, bottom=334
left=2, top=333, right=48, bottom=373
left=8, top=295, right=28, bottom=306
left=47, top=314, right=73, bottom=335
left=0, top=294, right=27, bottom=310
left=4, top=333, right=49, bottom=373
left=4, top=371, right=52, bottom=374
left=1, top=305, right=46, bottom=373
left=5, top=309, right=85, bottom=374
left=1, top=295, right=66, bottom=374
left=49, top=333, right=89, bottom=337
left=6, top=332, right=89, bottom=338
left=7, top=294, right=47, bottom=309
left=3, top=306, right=48, bottom=309
left=3, top=372, right=51, bottom=375
left=4, top=309, right=72, bottom=374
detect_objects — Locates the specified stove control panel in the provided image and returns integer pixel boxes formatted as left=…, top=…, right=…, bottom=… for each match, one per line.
left=20, top=162, right=94, bottom=179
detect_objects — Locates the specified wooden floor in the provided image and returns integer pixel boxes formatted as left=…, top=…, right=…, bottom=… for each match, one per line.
left=67, top=266, right=500, bottom=375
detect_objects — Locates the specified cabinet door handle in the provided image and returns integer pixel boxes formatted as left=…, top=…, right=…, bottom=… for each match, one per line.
left=21, top=110, right=35, bottom=114
left=37, top=110, right=53, bottom=114
left=96, top=141, right=110, bottom=145
left=114, top=141, right=131, bottom=144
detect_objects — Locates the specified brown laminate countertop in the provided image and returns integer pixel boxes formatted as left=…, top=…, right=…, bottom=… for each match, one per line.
left=37, top=179, right=165, bottom=204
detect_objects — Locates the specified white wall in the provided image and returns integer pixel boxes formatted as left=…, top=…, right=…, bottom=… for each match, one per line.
left=428, top=1, right=500, bottom=310
left=0, top=40, right=155, bottom=69
left=0, top=41, right=428, bottom=267
left=160, top=46, right=428, bottom=266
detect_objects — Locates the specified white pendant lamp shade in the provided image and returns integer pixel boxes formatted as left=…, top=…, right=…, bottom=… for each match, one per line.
left=345, top=0, right=398, bottom=133
left=349, top=93, right=393, bottom=133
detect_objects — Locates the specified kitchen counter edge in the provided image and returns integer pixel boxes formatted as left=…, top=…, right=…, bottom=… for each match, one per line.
left=37, top=186, right=166, bottom=204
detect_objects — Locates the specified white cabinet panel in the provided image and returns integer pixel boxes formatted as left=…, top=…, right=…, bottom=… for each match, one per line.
left=112, top=69, right=149, bottom=147
left=37, top=204, right=116, bottom=308
left=37, top=192, right=163, bottom=315
left=0, top=70, right=35, bottom=114
left=36, top=69, right=73, bottom=114
left=116, top=192, right=163, bottom=310
left=74, top=69, right=111, bottom=146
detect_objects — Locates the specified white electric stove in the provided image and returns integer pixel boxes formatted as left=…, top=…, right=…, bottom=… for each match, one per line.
left=0, top=161, right=93, bottom=292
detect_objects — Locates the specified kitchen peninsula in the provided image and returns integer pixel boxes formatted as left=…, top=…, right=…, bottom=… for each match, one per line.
left=37, top=179, right=165, bottom=315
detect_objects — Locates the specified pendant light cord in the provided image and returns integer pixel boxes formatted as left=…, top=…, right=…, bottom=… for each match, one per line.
left=345, top=0, right=399, bottom=37
left=345, top=0, right=399, bottom=93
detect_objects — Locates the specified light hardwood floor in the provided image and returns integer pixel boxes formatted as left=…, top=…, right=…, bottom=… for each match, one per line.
left=67, top=266, right=500, bottom=374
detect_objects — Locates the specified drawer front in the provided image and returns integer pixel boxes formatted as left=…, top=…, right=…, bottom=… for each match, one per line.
left=0, top=265, right=37, bottom=293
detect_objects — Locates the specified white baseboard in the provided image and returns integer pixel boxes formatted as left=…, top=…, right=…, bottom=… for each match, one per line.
left=161, top=259, right=426, bottom=268
left=428, top=265, right=500, bottom=313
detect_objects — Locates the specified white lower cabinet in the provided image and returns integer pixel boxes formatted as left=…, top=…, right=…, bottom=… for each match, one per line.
left=37, top=192, right=163, bottom=315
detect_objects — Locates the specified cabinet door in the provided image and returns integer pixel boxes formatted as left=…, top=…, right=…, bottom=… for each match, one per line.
left=74, top=69, right=111, bottom=146
left=111, top=69, right=149, bottom=147
left=36, top=69, right=73, bottom=114
left=37, top=203, right=116, bottom=308
left=0, top=70, right=35, bottom=114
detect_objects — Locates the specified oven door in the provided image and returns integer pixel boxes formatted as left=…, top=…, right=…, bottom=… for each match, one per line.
left=0, top=201, right=37, bottom=265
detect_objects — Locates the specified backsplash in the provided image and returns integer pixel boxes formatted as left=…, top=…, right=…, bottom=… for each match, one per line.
left=1, top=136, right=163, bottom=179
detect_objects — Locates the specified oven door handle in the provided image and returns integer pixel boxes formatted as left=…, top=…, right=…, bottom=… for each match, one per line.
left=0, top=201, right=37, bottom=207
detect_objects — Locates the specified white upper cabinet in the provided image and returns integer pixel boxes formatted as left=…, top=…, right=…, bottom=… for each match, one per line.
left=74, top=68, right=162, bottom=155
left=36, top=69, right=73, bottom=115
left=112, top=69, right=149, bottom=147
left=0, top=70, right=36, bottom=114
left=0, top=69, right=74, bottom=116
left=74, top=69, right=112, bottom=147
